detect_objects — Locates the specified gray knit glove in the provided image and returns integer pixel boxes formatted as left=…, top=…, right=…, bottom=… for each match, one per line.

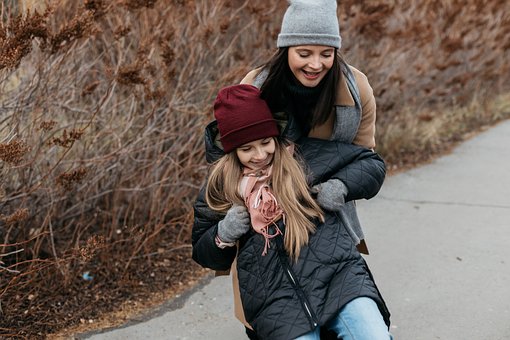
left=217, top=205, right=251, bottom=243
left=312, top=179, right=349, bottom=212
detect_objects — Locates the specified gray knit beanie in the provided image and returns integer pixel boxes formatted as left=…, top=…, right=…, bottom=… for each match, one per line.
left=277, top=0, right=341, bottom=49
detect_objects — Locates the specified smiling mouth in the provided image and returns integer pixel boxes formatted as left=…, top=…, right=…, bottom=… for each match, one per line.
left=250, top=158, right=272, bottom=169
left=303, top=70, right=321, bottom=79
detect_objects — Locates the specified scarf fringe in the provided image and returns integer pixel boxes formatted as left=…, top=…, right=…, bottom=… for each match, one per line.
left=260, top=222, right=283, bottom=256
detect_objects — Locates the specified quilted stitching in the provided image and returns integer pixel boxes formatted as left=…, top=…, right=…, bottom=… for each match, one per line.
left=235, top=213, right=390, bottom=339
left=296, top=137, right=386, bottom=201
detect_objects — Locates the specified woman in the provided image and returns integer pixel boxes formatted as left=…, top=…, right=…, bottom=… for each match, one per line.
left=204, top=1, right=388, bottom=337
left=192, top=84, right=390, bottom=339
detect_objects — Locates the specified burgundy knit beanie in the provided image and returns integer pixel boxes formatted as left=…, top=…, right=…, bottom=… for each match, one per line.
left=213, top=84, right=279, bottom=153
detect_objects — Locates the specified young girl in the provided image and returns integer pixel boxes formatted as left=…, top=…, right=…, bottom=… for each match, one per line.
left=192, top=84, right=391, bottom=339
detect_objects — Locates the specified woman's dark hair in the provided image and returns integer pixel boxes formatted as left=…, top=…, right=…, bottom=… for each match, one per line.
left=259, top=47, right=343, bottom=128
left=259, top=48, right=289, bottom=112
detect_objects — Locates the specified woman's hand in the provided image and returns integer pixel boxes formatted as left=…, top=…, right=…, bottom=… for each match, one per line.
left=312, top=179, right=349, bottom=212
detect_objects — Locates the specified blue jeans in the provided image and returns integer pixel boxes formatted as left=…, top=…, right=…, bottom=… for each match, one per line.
left=294, top=297, right=392, bottom=340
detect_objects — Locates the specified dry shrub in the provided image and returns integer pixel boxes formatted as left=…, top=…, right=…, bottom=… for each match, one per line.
left=0, top=139, right=30, bottom=165
left=0, top=0, right=284, bottom=337
left=0, top=0, right=509, bottom=337
left=338, top=0, right=510, bottom=167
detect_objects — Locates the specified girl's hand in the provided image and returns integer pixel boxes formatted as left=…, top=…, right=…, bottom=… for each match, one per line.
left=217, top=205, right=251, bottom=243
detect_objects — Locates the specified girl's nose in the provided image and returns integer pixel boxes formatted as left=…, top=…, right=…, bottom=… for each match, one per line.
left=253, top=147, right=267, bottom=160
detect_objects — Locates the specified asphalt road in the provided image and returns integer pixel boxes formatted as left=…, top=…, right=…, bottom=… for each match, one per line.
left=78, top=119, right=510, bottom=340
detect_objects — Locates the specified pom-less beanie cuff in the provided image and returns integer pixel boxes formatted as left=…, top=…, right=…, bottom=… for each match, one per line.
left=220, top=119, right=279, bottom=154
left=277, top=34, right=341, bottom=49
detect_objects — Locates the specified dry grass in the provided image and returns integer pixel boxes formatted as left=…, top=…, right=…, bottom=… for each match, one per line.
left=0, top=0, right=509, bottom=338
left=378, top=92, right=510, bottom=172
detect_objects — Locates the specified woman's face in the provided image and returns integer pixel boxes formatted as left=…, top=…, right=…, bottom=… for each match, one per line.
left=236, top=137, right=276, bottom=171
left=287, top=45, right=335, bottom=87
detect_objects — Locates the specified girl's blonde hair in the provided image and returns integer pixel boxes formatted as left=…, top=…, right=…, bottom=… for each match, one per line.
left=205, top=138, right=324, bottom=260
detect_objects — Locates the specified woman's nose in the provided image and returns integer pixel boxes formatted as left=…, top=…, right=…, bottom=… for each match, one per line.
left=308, top=56, right=321, bottom=69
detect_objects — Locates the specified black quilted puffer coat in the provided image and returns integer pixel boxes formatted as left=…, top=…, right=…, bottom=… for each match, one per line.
left=192, top=122, right=391, bottom=339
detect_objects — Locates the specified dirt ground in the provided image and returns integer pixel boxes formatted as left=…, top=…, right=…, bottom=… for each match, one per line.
left=48, top=253, right=210, bottom=339
left=1, top=240, right=208, bottom=339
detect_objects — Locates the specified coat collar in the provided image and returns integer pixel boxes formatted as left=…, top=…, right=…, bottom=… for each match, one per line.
left=335, top=72, right=355, bottom=107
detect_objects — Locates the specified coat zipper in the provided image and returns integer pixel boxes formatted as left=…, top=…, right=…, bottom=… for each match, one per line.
left=275, top=234, right=318, bottom=328
left=285, top=266, right=318, bottom=328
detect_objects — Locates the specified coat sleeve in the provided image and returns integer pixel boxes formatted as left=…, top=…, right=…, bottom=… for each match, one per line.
left=240, top=67, right=264, bottom=85
left=191, top=186, right=237, bottom=271
left=296, top=138, right=386, bottom=202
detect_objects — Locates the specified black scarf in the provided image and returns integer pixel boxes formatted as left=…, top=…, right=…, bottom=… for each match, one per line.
left=283, top=74, right=325, bottom=135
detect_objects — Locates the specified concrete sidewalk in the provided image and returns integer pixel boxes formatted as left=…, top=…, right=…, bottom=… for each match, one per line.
left=78, top=119, right=510, bottom=340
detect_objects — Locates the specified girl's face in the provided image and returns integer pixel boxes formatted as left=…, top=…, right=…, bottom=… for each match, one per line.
left=236, top=137, right=276, bottom=171
left=287, top=45, right=335, bottom=87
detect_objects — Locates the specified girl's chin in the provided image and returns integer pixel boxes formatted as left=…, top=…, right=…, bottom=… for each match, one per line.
left=247, top=162, right=270, bottom=171
left=248, top=164, right=264, bottom=171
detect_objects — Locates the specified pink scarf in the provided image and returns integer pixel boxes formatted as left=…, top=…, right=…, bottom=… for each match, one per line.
left=240, top=166, right=283, bottom=256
